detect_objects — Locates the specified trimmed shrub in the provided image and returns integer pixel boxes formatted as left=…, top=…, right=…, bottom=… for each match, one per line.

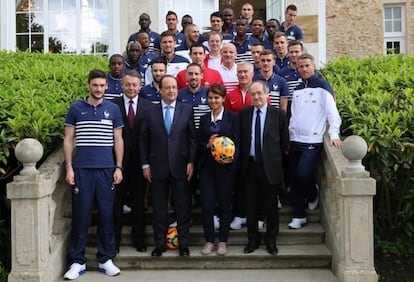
left=0, top=51, right=107, bottom=174
left=321, top=55, right=414, bottom=255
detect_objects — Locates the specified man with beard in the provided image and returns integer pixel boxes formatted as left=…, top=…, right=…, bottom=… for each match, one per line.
left=144, top=30, right=190, bottom=85
left=140, top=58, right=167, bottom=104
left=178, top=63, right=210, bottom=129
left=63, top=69, right=123, bottom=279
left=105, top=54, right=125, bottom=100
left=136, top=31, right=158, bottom=84
left=175, top=24, right=202, bottom=61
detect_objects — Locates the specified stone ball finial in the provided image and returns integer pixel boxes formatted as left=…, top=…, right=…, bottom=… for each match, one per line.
left=15, top=138, right=44, bottom=176
left=341, top=135, right=367, bottom=172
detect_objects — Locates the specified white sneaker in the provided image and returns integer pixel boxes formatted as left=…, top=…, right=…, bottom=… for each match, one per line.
left=64, top=263, right=86, bottom=280
left=214, top=215, right=220, bottom=230
left=230, top=216, right=247, bottom=230
left=98, top=259, right=120, bottom=276
left=169, top=221, right=177, bottom=227
left=258, top=220, right=265, bottom=230
left=288, top=218, right=307, bottom=229
left=277, top=196, right=282, bottom=209
left=123, top=204, right=131, bottom=214
left=308, top=184, right=319, bottom=210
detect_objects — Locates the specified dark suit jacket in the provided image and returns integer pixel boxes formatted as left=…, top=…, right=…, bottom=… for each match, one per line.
left=239, top=106, right=288, bottom=185
left=139, top=101, right=197, bottom=180
left=197, top=109, right=240, bottom=171
left=112, top=96, right=154, bottom=167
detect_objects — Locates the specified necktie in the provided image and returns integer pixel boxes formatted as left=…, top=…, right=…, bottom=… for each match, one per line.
left=164, top=105, right=172, bottom=134
left=255, top=109, right=263, bottom=164
left=128, top=100, right=135, bottom=128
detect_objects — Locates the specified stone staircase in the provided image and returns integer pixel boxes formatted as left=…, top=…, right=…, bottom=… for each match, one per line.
left=86, top=202, right=332, bottom=271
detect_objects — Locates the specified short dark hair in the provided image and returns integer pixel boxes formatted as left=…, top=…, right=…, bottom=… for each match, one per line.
left=160, top=30, right=175, bottom=41
left=186, top=62, right=202, bottom=72
left=288, top=40, right=303, bottom=51
left=88, top=69, right=106, bottom=82
left=251, top=42, right=265, bottom=48
left=207, top=84, right=227, bottom=98
left=297, top=53, right=315, bottom=63
left=166, top=10, right=178, bottom=19
left=286, top=4, right=297, bottom=12
left=189, top=42, right=206, bottom=54
left=159, top=75, right=177, bottom=88
left=259, top=49, right=274, bottom=57
left=150, top=57, right=167, bottom=67
left=252, top=17, right=265, bottom=25
left=108, top=54, right=124, bottom=66
left=210, top=11, right=223, bottom=21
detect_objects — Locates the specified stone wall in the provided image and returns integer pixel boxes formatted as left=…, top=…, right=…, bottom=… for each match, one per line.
left=325, top=0, right=384, bottom=60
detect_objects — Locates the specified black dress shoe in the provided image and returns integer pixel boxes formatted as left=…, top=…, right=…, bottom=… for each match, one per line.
left=266, top=243, right=279, bottom=255
left=151, top=245, right=166, bottom=256
left=134, top=242, right=147, bottom=252
left=243, top=240, right=260, bottom=254
left=179, top=245, right=190, bottom=256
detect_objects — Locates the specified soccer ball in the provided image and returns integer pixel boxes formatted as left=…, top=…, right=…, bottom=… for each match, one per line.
left=166, top=227, right=179, bottom=250
left=211, top=136, right=235, bottom=162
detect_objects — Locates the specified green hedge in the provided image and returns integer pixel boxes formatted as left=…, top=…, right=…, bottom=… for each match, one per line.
left=321, top=55, right=414, bottom=255
left=1, top=51, right=413, bottom=256
left=0, top=51, right=107, bottom=175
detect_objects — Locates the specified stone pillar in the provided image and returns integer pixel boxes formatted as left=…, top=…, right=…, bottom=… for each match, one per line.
left=337, top=136, right=378, bottom=282
left=7, top=138, right=53, bottom=282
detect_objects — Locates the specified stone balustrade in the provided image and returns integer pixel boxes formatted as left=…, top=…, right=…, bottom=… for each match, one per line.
left=6, top=135, right=378, bottom=281
left=320, top=134, right=378, bottom=281
left=7, top=138, right=70, bottom=282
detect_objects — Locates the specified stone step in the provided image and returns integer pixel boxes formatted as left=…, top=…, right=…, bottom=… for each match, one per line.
left=85, top=244, right=332, bottom=270
left=102, top=206, right=321, bottom=226
left=88, top=222, right=325, bottom=246
left=55, top=268, right=338, bottom=282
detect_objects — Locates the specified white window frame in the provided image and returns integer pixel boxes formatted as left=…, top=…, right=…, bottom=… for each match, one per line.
left=383, top=5, right=406, bottom=54
left=1, top=0, right=120, bottom=55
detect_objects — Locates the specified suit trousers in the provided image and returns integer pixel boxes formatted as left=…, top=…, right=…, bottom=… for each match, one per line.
left=151, top=174, right=192, bottom=246
left=69, top=167, right=116, bottom=264
left=289, top=141, right=323, bottom=218
left=199, top=158, right=235, bottom=243
left=245, top=159, right=280, bottom=244
left=114, top=160, right=147, bottom=247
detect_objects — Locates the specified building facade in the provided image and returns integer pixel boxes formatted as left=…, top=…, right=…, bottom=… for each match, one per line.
left=0, top=0, right=413, bottom=63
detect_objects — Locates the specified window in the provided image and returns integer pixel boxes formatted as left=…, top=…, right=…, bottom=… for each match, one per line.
left=383, top=5, right=405, bottom=54
left=15, top=0, right=111, bottom=55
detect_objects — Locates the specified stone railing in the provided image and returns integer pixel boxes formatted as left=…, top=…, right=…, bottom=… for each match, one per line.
left=319, top=134, right=378, bottom=281
left=7, top=138, right=70, bottom=282
left=6, top=135, right=378, bottom=281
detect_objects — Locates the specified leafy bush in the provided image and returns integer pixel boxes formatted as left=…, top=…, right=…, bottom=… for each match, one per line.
left=321, top=55, right=414, bottom=256
left=0, top=51, right=107, bottom=174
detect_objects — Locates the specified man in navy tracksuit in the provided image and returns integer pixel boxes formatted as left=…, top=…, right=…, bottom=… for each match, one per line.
left=288, top=54, right=342, bottom=229
left=63, top=69, right=124, bottom=280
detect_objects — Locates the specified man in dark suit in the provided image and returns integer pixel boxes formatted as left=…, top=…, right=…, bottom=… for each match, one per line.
left=112, top=70, right=154, bottom=253
left=239, top=80, right=288, bottom=255
left=139, top=75, right=197, bottom=257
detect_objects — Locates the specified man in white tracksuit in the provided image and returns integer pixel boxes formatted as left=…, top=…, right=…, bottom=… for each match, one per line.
left=288, top=53, right=342, bottom=229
